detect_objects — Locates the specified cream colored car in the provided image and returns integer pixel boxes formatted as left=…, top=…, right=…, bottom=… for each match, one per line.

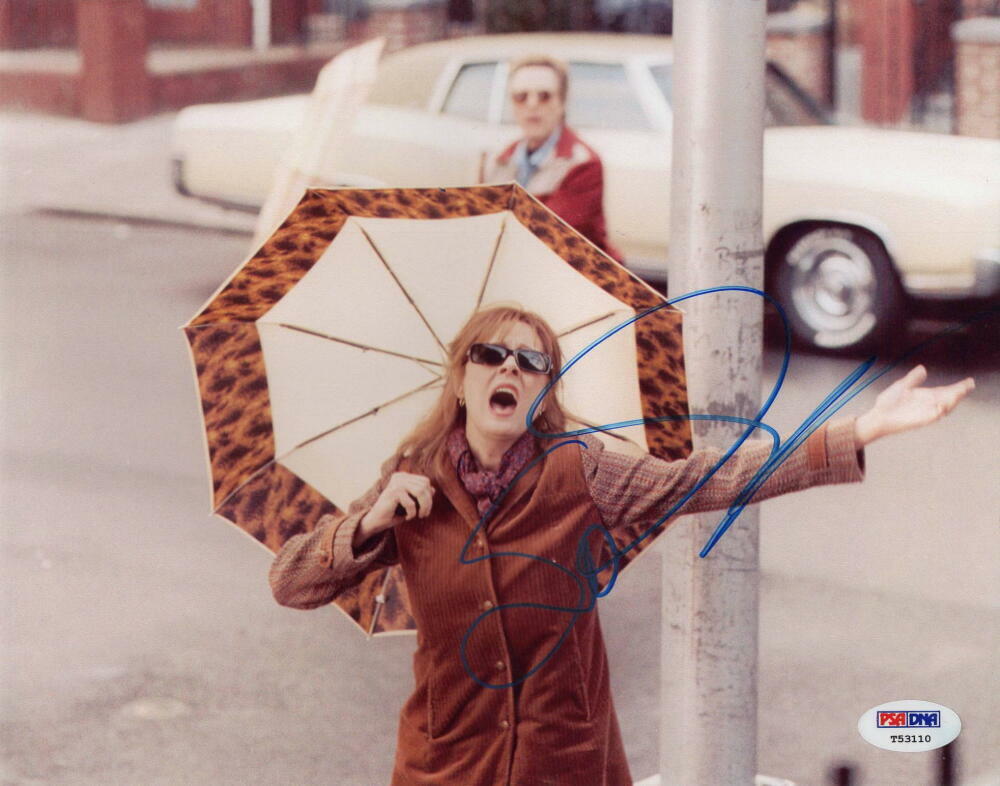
left=172, top=34, right=1000, bottom=353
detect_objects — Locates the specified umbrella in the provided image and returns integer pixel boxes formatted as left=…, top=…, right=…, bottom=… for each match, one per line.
left=184, top=183, right=691, bottom=636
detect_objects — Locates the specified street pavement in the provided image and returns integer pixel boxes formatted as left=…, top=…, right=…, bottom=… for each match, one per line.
left=1, top=110, right=998, bottom=786
left=0, top=110, right=255, bottom=235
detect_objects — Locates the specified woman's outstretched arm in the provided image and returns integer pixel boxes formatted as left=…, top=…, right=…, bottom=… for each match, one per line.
left=582, top=366, right=974, bottom=536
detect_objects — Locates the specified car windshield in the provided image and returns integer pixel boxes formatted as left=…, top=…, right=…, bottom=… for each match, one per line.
left=649, top=62, right=829, bottom=127
left=442, top=62, right=497, bottom=121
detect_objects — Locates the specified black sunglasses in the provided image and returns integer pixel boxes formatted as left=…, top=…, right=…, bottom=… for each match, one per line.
left=468, top=343, right=552, bottom=374
left=511, top=89, right=554, bottom=105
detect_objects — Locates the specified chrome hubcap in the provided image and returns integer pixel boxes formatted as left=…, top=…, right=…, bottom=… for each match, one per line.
left=788, top=234, right=877, bottom=347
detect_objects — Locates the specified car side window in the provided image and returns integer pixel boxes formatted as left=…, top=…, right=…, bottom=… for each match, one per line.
left=567, top=62, right=650, bottom=130
left=501, top=61, right=650, bottom=131
left=649, top=63, right=671, bottom=107
left=650, top=61, right=825, bottom=128
left=442, top=62, right=498, bottom=122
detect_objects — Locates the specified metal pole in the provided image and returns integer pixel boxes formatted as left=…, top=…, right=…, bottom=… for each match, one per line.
left=660, top=0, right=767, bottom=783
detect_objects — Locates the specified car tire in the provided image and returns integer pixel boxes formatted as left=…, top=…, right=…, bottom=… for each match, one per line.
left=771, top=224, right=904, bottom=354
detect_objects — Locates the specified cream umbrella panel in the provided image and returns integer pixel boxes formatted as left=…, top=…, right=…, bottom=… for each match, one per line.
left=258, top=211, right=651, bottom=510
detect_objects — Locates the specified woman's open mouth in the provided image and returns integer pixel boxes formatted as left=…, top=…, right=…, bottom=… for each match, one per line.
left=489, top=386, right=518, bottom=416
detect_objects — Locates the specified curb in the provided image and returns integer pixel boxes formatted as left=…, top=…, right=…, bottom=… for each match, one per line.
left=30, top=206, right=254, bottom=237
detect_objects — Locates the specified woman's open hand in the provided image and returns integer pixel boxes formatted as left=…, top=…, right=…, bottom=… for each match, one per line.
left=854, top=365, right=974, bottom=446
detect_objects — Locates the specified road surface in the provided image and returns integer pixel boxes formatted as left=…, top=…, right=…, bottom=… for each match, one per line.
left=2, top=213, right=997, bottom=785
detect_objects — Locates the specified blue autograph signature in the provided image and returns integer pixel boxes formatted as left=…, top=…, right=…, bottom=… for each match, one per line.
left=457, top=286, right=995, bottom=690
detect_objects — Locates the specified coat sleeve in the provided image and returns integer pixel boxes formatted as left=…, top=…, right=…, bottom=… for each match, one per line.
left=268, top=455, right=401, bottom=610
left=580, top=417, right=864, bottom=536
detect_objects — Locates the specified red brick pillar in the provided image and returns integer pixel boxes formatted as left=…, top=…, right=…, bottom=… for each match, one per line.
left=76, top=0, right=151, bottom=122
left=860, top=0, right=915, bottom=124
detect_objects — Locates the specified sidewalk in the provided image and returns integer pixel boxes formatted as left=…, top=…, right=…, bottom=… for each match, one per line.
left=0, top=110, right=255, bottom=235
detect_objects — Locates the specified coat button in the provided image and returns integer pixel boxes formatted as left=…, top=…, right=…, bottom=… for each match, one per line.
left=476, top=537, right=485, bottom=548
left=495, top=660, right=505, bottom=671
left=500, top=719, right=510, bottom=731
left=482, top=600, right=494, bottom=611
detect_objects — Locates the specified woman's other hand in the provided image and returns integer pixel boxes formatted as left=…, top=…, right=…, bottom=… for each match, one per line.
left=355, top=472, right=436, bottom=544
left=854, top=365, right=975, bottom=446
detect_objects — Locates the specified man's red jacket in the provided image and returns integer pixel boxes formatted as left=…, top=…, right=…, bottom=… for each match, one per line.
left=482, top=125, right=623, bottom=262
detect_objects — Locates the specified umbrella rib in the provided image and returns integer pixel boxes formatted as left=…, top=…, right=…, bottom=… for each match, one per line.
left=287, top=377, right=443, bottom=454
left=416, top=359, right=442, bottom=376
left=475, top=216, right=507, bottom=310
left=212, top=378, right=443, bottom=514
left=556, top=310, right=627, bottom=339
left=274, top=322, right=444, bottom=367
left=356, top=225, right=448, bottom=356
left=573, top=417, right=644, bottom=446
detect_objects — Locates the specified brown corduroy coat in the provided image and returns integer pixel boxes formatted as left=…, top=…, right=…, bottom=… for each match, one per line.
left=269, top=420, right=864, bottom=785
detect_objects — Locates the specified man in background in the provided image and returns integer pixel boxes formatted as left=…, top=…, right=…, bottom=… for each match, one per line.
left=481, top=55, right=622, bottom=261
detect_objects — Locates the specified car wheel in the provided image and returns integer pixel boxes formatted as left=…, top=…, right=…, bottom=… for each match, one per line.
left=771, top=224, right=903, bottom=354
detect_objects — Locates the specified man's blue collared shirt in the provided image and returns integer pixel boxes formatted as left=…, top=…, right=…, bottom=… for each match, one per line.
left=514, top=126, right=562, bottom=187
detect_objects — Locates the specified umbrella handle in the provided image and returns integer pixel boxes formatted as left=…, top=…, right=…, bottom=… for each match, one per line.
left=393, top=492, right=420, bottom=518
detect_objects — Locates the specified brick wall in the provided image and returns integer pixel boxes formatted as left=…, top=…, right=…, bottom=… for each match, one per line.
left=112, top=0, right=251, bottom=45
left=146, top=3, right=216, bottom=43
left=210, top=0, right=252, bottom=45
left=151, top=51, right=335, bottom=109
left=953, top=17, right=1000, bottom=138
left=0, top=70, right=78, bottom=114
left=272, top=0, right=322, bottom=43
left=0, top=0, right=76, bottom=48
left=363, top=2, right=448, bottom=53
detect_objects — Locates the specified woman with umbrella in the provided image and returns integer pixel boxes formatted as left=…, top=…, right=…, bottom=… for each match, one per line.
left=269, top=304, right=972, bottom=786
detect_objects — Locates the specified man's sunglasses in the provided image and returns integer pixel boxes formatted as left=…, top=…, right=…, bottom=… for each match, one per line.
left=468, top=343, right=552, bottom=374
left=511, top=90, right=554, bottom=105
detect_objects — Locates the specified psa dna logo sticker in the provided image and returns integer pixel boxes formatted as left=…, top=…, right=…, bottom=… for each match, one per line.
left=858, top=700, right=960, bottom=752
left=877, top=710, right=939, bottom=728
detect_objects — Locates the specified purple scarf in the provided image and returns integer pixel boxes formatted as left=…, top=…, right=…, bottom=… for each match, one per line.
left=446, top=427, right=537, bottom=516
